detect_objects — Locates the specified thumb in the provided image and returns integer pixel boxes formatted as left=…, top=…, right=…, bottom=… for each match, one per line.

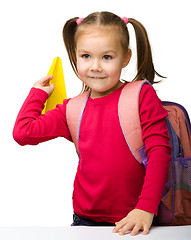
left=47, top=83, right=54, bottom=97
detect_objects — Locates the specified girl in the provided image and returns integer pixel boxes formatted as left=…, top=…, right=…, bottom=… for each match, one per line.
left=13, top=11, right=171, bottom=236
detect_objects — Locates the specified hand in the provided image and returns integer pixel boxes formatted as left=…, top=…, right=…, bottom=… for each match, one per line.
left=33, top=75, right=54, bottom=97
left=112, top=209, right=154, bottom=236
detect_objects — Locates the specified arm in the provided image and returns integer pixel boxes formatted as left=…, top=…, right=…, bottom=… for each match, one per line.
left=13, top=76, right=72, bottom=145
left=137, top=84, right=171, bottom=213
left=113, top=84, right=171, bottom=235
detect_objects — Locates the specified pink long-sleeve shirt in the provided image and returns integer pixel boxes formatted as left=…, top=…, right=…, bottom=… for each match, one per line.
left=13, top=83, right=171, bottom=223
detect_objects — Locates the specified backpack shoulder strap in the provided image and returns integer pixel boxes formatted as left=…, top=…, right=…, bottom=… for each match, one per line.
left=66, top=90, right=90, bottom=156
left=66, top=80, right=150, bottom=162
left=118, top=80, right=151, bottom=165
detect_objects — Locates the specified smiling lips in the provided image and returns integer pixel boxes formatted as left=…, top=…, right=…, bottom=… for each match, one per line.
left=88, top=76, right=107, bottom=79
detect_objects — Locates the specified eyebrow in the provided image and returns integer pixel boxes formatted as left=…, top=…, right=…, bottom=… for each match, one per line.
left=77, top=49, right=117, bottom=55
left=103, top=50, right=117, bottom=55
left=77, top=50, right=91, bottom=54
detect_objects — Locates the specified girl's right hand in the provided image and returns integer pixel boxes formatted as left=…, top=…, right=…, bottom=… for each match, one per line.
left=33, top=75, right=54, bottom=97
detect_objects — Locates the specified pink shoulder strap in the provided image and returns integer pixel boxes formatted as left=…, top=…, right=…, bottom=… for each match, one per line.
left=118, top=80, right=150, bottom=165
left=66, top=90, right=90, bottom=156
left=66, top=80, right=149, bottom=164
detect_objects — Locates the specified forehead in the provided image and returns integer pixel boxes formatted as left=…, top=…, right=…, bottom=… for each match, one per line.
left=76, top=26, right=122, bottom=51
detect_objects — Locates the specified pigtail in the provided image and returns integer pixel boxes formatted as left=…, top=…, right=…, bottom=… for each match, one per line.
left=63, top=17, right=79, bottom=77
left=128, top=18, right=165, bottom=84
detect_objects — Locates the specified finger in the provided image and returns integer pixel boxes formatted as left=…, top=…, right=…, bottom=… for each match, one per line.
left=112, top=219, right=126, bottom=233
left=43, top=83, right=54, bottom=97
left=40, top=75, right=53, bottom=85
left=130, top=224, right=142, bottom=236
left=142, top=225, right=149, bottom=235
left=119, top=223, right=134, bottom=235
left=49, top=83, right=54, bottom=92
left=43, top=75, right=53, bottom=86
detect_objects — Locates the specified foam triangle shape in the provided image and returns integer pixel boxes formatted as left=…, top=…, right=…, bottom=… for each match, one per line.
left=42, top=57, right=67, bottom=114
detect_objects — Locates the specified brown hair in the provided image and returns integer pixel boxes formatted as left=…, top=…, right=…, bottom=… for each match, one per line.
left=63, top=11, right=165, bottom=92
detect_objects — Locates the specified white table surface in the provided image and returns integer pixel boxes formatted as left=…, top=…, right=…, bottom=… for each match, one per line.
left=0, top=225, right=190, bottom=240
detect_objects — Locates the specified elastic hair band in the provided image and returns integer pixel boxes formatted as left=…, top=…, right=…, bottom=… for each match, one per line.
left=76, top=16, right=128, bottom=25
left=76, top=18, right=84, bottom=25
left=121, top=17, right=129, bottom=24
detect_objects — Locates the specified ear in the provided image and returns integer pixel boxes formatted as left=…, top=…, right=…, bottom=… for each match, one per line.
left=122, top=49, right=132, bottom=68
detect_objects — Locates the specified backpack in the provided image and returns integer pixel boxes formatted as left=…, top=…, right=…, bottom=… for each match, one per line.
left=66, top=79, right=191, bottom=226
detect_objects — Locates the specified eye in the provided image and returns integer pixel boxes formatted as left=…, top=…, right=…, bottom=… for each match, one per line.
left=103, top=55, right=112, bottom=61
left=82, top=54, right=91, bottom=59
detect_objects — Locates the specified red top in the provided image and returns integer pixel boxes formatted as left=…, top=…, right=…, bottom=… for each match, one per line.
left=13, top=83, right=171, bottom=223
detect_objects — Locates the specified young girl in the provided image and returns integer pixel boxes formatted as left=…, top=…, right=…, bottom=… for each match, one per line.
left=13, top=11, right=171, bottom=236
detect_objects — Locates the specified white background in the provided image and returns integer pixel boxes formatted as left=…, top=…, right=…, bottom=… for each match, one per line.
left=0, top=0, right=190, bottom=227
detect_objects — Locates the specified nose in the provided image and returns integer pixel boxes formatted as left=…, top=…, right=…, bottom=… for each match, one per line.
left=90, top=59, right=102, bottom=72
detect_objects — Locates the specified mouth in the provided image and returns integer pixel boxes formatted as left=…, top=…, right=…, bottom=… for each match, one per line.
left=88, top=76, right=106, bottom=79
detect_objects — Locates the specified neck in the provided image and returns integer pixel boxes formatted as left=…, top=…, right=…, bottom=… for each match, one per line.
left=90, top=81, right=124, bottom=99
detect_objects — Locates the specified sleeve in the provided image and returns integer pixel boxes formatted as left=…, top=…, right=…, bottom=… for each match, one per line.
left=13, top=87, right=72, bottom=146
left=135, top=84, right=172, bottom=216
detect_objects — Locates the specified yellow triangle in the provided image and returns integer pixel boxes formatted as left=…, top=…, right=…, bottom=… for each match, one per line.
left=42, top=57, right=67, bottom=114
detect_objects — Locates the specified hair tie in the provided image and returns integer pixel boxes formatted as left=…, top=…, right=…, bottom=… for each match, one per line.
left=121, top=17, right=129, bottom=24
left=76, top=17, right=128, bottom=25
left=76, top=18, right=84, bottom=25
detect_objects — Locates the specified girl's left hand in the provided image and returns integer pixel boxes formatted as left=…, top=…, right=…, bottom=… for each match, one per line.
left=112, top=209, right=154, bottom=236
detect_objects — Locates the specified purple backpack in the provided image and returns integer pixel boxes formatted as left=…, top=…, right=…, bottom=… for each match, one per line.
left=66, top=80, right=191, bottom=225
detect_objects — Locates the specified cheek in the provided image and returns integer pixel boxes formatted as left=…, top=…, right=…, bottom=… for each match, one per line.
left=77, top=61, right=87, bottom=77
left=106, top=64, right=122, bottom=77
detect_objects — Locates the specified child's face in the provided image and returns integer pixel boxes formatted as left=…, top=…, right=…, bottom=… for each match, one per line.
left=76, top=26, right=131, bottom=98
